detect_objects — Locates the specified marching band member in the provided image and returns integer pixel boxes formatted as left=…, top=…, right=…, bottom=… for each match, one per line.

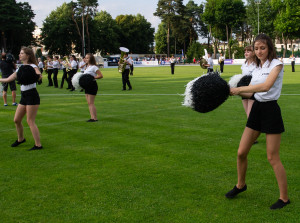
left=120, top=53, right=132, bottom=91
left=82, top=53, right=103, bottom=122
left=219, top=53, right=225, bottom=73
left=290, top=54, right=295, bottom=72
left=59, top=57, right=68, bottom=89
left=129, top=56, right=134, bottom=75
left=79, top=58, right=86, bottom=73
left=46, top=56, right=54, bottom=86
left=170, top=55, right=176, bottom=75
left=227, top=34, right=290, bottom=210
left=0, top=53, right=17, bottom=106
left=0, top=47, right=43, bottom=150
left=52, top=56, right=60, bottom=88
left=68, top=55, right=78, bottom=91
left=38, top=58, right=44, bottom=74
left=203, top=53, right=214, bottom=72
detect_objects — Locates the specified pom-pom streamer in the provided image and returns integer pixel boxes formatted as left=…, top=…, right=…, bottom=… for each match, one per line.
left=183, top=72, right=230, bottom=113
left=16, top=65, right=39, bottom=85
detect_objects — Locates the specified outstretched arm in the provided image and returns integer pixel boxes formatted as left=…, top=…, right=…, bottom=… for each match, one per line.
left=0, top=72, right=17, bottom=83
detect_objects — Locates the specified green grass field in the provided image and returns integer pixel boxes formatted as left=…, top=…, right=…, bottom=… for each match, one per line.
left=0, top=65, right=299, bottom=222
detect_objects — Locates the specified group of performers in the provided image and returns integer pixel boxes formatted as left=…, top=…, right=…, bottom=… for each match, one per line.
left=0, top=34, right=292, bottom=209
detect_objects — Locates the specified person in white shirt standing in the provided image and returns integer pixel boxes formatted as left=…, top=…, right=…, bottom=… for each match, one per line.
left=82, top=53, right=103, bottom=122
left=227, top=34, right=290, bottom=210
left=170, top=55, right=176, bottom=75
left=219, top=53, right=225, bottom=73
left=0, top=47, right=43, bottom=150
left=203, top=53, right=214, bottom=73
left=52, top=56, right=60, bottom=88
left=290, top=54, right=295, bottom=72
left=121, top=53, right=132, bottom=91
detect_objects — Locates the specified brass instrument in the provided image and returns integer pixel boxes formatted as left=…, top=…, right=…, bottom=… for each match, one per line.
left=118, top=47, right=129, bottom=73
left=200, top=49, right=209, bottom=69
left=62, top=56, right=71, bottom=72
left=44, top=60, right=48, bottom=74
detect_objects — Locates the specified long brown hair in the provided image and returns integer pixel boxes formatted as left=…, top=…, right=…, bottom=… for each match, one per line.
left=21, top=47, right=37, bottom=65
left=244, top=45, right=254, bottom=64
left=253, top=34, right=277, bottom=67
left=86, top=53, right=96, bottom=66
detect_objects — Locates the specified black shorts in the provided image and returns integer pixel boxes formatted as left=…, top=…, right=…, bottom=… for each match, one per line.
left=19, top=88, right=40, bottom=105
left=246, top=100, right=284, bottom=134
left=84, top=80, right=98, bottom=96
left=2, top=81, right=17, bottom=92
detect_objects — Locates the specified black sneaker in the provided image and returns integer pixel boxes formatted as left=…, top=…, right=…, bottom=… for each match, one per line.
left=11, top=139, right=26, bottom=147
left=29, top=145, right=43, bottom=151
left=225, top=185, right=247, bottom=198
left=270, top=199, right=290, bottom=210
left=86, top=119, right=98, bottom=122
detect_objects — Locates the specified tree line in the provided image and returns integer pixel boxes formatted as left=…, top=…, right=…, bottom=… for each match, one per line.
left=0, top=0, right=299, bottom=60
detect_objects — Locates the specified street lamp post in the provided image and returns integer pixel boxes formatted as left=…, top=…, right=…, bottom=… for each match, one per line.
left=255, top=0, right=261, bottom=34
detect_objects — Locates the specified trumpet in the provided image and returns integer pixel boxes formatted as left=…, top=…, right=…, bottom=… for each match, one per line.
left=118, top=47, right=129, bottom=73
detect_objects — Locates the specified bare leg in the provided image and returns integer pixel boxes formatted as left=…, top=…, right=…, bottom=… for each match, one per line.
left=3, top=91, right=7, bottom=104
left=12, top=90, right=16, bottom=103
left=247, top=99, right=255, bottom=118
left=86, top=94, right=97, bottom=120
left=14, top=104, right=27, bottom=141
left=242, top=99, right=249, bottom=117
left=237, top=127, right=260, bottom=188
left=26, top=105, right=41, bottom=146
left=266, top=134, right=289, bottom=202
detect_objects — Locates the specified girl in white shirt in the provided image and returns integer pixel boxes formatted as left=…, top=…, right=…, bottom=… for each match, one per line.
left=241, top=46, right=256, bottom=118
left=227, top=34, right=290, bottom=210
left=83, top=53, right=103, bottom=122
left=0, top=47, right=43, bottom=150
left=52, top=56, right=60, bottom=88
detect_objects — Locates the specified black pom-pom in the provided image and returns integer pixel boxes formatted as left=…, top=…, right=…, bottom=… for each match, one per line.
left=79, top=74, right=95, bottom=89
left=191, top=72, right=230, bottom=113
left=237, top=75, right=252, bottom=87
left=16, top=65, right=39, bottom=85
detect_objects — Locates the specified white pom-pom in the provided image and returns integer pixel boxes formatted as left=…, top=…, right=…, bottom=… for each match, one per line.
left=228, top=74, right=244, bottom=88
left=71, top=72, right=84, bottom=90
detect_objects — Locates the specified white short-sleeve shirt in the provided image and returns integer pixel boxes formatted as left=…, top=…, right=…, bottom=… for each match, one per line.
left=241, top=62, right=256, bottom=76
left=71, top=60, right=77, bottom=69
left=250, top=59, right=283, bottom=102
left=84, top=65, right=98, bottom=77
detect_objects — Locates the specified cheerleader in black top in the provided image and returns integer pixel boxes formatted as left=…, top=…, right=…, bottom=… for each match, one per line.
left=0, top=47, right=43, bottom=150
left=227, top=34, right=290, bottom=209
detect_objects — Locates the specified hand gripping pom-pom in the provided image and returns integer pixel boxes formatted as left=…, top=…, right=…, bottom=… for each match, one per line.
left=183, top=72, right=230, bottom=113
left=237, top=75, right=252, bottom=87
left=16, top=65, right=39, bottom=85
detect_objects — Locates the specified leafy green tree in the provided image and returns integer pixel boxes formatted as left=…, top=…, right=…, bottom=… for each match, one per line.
left=41, top=3, right=75, bottom=56
left=215, top=0, right=245, bottom=59
left=246, top=0, right=276, bottom=39
left=154, top=0, right=185, bottom=57
left=115, top=14, right=154, bottom=53
left=155, top=23, right=168, bottom=54
left=93, top=11, right=120, bottom=55
left=271, top=0, right=300, bottom=56
left=0, top=0, right=35, bottom=56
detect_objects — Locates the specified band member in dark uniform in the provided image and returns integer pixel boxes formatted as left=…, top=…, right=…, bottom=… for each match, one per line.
left=219, top=53, right=225, bottom=73
left=290, top=54, right=295, bottom=72
left=59, top=57, right=68, bottom=89
left=52, top=56, right=60, bottom=88
left=203, top=53, right=214, bottom=72
left=129, top=56, right=134, bottom=75
left=120, top=53, right=132, bottom=91
left=67, top=55, right=78, bottom=91
left=38, top=58, right=44, bottom=74
left=0, top=53, right=17, bottom=106
left=170, top=55, right=176, bottom=75
left=0, top=47, right=43, bottom=150
left=46, top=56, right=53, bottom=86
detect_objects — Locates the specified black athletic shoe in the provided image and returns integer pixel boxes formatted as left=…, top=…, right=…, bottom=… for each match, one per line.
left=29, top=145, right=43, bottom=151
left=86, top=119, right=98, bottom=122
left=225, top=185, right=247, bottom=198
left=270, top=199, right=290, bottom=210
left=11, top=139, right=26, bottom=147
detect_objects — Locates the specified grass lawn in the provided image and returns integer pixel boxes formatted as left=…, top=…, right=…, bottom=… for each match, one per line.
left=0, top=64, right=299, bottom=222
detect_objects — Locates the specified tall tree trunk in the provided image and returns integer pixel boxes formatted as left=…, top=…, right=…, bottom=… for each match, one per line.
left=167, top=22, right=170, bottom=57
left=226, top=25, right=231, bottom=59
left=71, top=13, right=83, bottom=54
left=85, top=13, right=90, bottom=53
left=282, top=33, right=287, bottom=58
